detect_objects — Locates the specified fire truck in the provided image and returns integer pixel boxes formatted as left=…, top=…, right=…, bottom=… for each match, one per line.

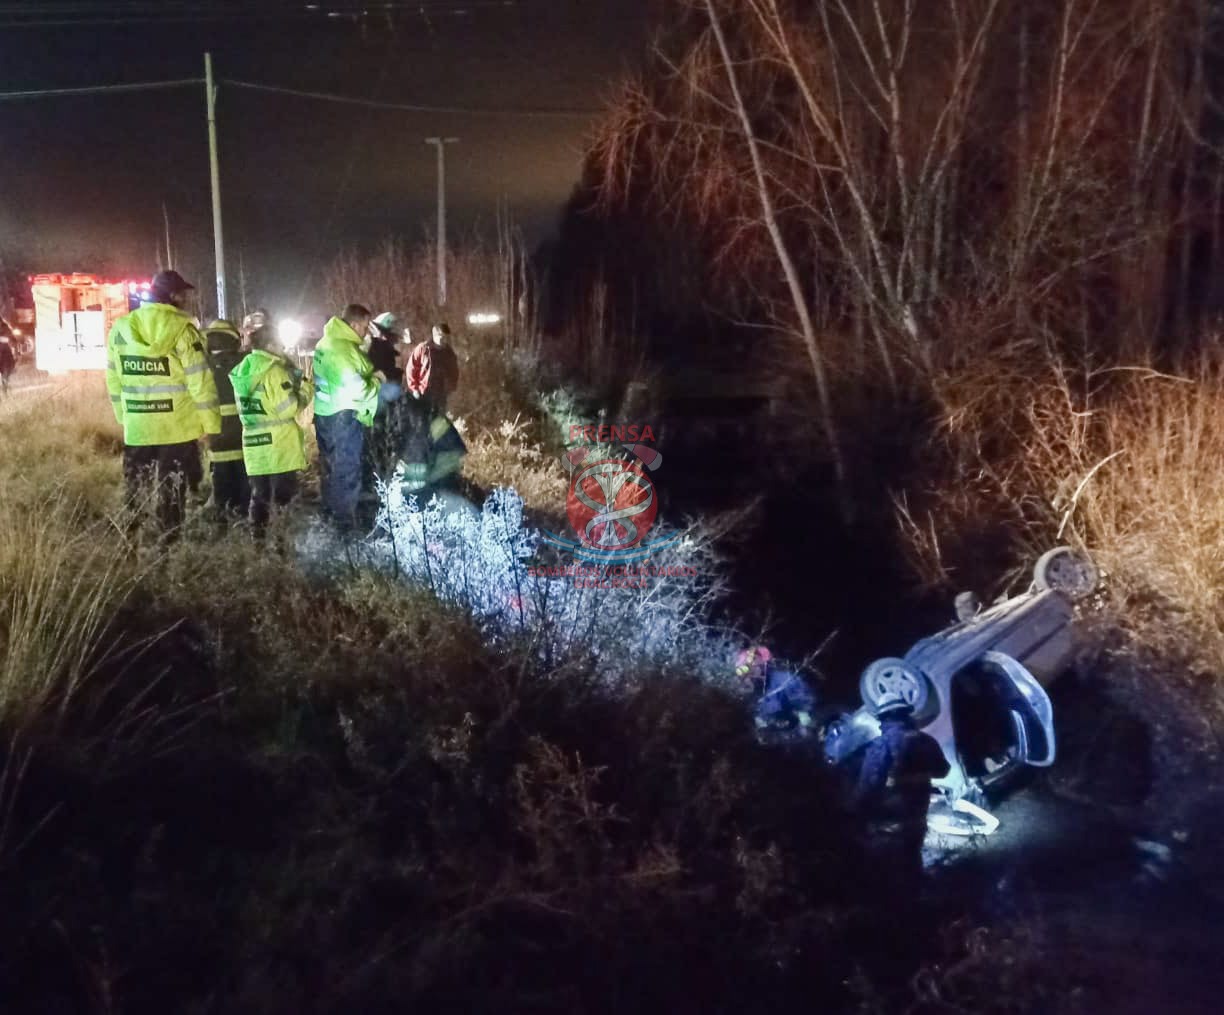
left=29, top=273, right=151, bottom=374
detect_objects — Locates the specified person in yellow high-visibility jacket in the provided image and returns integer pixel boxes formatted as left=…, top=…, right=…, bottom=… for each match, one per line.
left=312, top=304, right=378, bottom=529
left=230, top=326, right=314, bottom=533
left=105, top=270, right=221, bottom=534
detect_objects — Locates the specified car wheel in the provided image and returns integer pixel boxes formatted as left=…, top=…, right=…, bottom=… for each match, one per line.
left=1033, top=546, right=1099, bottom=601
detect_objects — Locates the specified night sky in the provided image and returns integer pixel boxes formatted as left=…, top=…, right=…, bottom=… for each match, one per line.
left=0, top=1, right=653, bottom=316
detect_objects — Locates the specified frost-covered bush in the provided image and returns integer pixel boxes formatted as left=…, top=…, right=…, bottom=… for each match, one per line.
left=368, top=482, right=730, bottom=681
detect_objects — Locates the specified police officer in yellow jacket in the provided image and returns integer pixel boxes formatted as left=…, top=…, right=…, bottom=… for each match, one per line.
left=312, top=304, right=378, bottom=529
left=105, top=270, right=221, bottom=534
left=230, top=326, right=314, bottom=533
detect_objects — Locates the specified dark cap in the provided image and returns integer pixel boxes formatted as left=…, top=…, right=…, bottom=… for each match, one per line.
left=150, top=269, right=195, bottom=297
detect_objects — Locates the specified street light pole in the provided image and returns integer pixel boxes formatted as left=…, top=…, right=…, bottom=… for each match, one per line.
left=205, top=52, right=227, bottom=318
left=425, top=136, right=459, bottom=307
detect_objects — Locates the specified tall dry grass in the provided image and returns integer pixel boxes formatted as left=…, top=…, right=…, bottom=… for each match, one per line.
left=0, top=377, right=137, bottom=734
left=904, top=348, right=1224, bottom=696
left=0, top=374, right=124, bottom=517
left=0, top=498, right=138, bottom=735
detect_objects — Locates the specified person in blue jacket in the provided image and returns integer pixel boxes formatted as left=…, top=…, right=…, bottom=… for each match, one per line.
left=851, top=659, right=950, bottom=883
left=734, top=645, right=817, bottom=732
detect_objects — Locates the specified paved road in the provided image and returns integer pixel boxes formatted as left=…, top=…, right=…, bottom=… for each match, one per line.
left=0, top=365, right=70, bottom=405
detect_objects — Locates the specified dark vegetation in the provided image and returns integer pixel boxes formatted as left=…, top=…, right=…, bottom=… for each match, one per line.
left=545, top=0, right=1224, bottom=657
left=5, top=0, right=1224, bottom=1011
left=0, top=402, right=965, bottom=1013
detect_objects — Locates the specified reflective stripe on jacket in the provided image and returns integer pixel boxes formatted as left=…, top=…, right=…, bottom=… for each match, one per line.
left=230, top=349, right=314, bottom=476
left=312, top=317, right=378, bottom=425
left=395, top=402, right=467, bottom=492
left=105, top=303, right=222, bottom=446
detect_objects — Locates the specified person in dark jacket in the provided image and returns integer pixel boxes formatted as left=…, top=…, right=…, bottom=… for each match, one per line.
left=406, top=322, right=460, bottom=414
left=202, top=320, right=249, bottom=519
left=391, top=395, right=467, bottom=498
left=365, top=312, right=407, bottom=483
left=851, top=660, right=950, bottom=884
left=368, top=312, right=405, bottom=386
left=734, top=645, right=818, bottom=732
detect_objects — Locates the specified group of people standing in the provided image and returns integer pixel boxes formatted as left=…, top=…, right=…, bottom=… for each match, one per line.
left=104, top=269, right=465, bottom=537
left=311, top=303, right=464, bottom=529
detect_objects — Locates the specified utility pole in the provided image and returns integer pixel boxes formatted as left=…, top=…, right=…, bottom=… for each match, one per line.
left=425, top=136, right=459, bottom=306
left=161, top=201, right=174, bottom=270
left=205, top=52, right=227, bottom=318
left=238, top=248, right=249, bottom=321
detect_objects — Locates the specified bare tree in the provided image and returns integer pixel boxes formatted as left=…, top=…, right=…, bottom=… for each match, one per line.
left=703, top=0, right=849, bottom=512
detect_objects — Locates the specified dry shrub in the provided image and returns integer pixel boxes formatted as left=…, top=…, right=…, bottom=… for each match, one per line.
left=459, top=416, right=568, bottom=515
left=898, top=918, right=1091, bottom=1015
left=905, top=347, right=1224, bottom=708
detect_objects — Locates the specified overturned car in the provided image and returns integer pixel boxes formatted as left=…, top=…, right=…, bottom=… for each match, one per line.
left=823, top=547, right=1101, bottom=811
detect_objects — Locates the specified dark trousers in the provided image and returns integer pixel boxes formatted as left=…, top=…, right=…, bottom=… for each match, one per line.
left=123, top=441, right=203, bottom=534
left=861, top=819, right=929, bottom=888
left=211, top=459, right=250, bottom=519
left=315, top=410, right=365, bottom=527
left=366, top=416, right=395, bottom=490
left=249, top=472, right=299, bottom=532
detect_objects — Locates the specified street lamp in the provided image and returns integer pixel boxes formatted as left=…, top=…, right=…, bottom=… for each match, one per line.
left=278, top=318, right=304, bottom=350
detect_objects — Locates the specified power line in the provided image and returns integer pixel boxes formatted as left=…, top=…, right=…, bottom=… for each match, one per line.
left=0, top=75, right=602, bottom=120
left=0, top=1, right=509, bottom=10
left=0, top=0, right=521, bottom=28
left=0, top=79, right=204, bottom=102
left=225, top=80, right=600, bottom=120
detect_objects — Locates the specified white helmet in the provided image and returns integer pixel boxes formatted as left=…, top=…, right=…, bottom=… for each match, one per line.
left=859, top=657, right=928, bottom=717
left=372, top=311, right=400, bottom=337
left=242, top=309, right=268, bottom=335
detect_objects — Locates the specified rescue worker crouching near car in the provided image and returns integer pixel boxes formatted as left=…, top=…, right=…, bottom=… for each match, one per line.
left=105, top=270, right=221, bottom=536
left=230, top=326, right=314, bottom=534
left=734, top=646, right=818, bottom=735
left=850, top=658, right=950, bottom=885
left=392, top=395, right=467, bottom=499
left=202, top=319, right=249, bottom=519
left=312, top=304, right=378, bottom=530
